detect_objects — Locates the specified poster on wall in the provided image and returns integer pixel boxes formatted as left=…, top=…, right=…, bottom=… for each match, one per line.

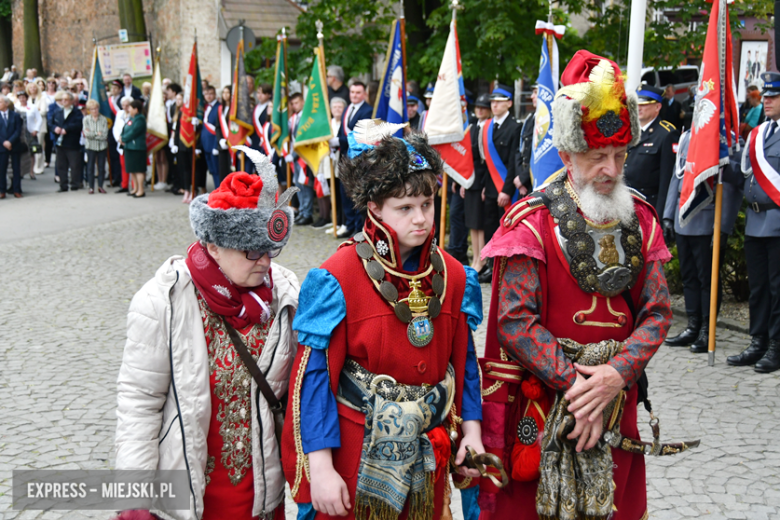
left=738, top=41, right=769, bottom=103
left=97, top=42, right=153, bottom=80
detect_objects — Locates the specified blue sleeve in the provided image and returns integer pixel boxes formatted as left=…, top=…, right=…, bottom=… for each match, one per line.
left=460, top=331, right=482, bottom=422
left=292, top=268, right=346, bottom=350
left=296, top=503, right=316, bottom=520
left=300, top=348, right=341, bottom=453
left=461, top=266, right=483, bottom=332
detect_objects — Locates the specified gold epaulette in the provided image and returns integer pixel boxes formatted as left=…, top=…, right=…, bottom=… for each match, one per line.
left=502, top=195, right=547, bottom=230
left=659, top=120, right=676, bottom=132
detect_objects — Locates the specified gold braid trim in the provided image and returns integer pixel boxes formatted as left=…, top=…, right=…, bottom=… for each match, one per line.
left=291, top=346, right=312, bottom=498
left=453, top=476, right=472, bottom=490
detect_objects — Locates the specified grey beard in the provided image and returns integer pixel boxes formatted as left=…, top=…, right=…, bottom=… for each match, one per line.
left=572, top=175, right=636, bottom=224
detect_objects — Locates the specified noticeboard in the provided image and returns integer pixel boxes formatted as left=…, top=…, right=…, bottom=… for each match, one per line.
left=98, top=42, right=153, bottom=80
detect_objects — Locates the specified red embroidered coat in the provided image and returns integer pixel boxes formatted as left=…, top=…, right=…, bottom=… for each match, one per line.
left=281, top=226, right=473, bottom=520
left=478, top=186, right=672, bottom=520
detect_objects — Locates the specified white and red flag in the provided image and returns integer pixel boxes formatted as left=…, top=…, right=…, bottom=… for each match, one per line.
left=679, top=0, right=739, bottom=226
left=423, top=17, right=474, bottom=188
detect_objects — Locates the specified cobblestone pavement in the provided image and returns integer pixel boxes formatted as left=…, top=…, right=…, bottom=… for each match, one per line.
left=1, top=189, right=778, bottom=519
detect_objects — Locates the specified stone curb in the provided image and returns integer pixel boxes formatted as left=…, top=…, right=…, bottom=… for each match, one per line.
left=670, top=305, right=749, bottom=335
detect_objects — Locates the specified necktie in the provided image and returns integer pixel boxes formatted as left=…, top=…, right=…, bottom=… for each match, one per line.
left=494, top=121, right=499, bottom=131
left=768, top=121, right=778, bottom=140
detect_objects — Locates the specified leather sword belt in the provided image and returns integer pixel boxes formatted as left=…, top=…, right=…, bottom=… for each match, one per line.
left=750, top=201, right=780, bottom=213
left=602, top=411, right=700, bottom=456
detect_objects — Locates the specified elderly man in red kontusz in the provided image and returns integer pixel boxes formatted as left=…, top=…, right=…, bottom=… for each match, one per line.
left=477, top=50, right=698, bottom=520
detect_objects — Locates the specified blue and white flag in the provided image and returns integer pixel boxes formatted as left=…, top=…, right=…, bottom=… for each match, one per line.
left=530, top=22, right=566, bottom=189
left=373, top=20, right=407, bottom=137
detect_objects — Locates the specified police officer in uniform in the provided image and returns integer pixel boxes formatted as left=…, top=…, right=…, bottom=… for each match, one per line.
left=729, top=72, right=780, bottom=373
left=624, top=85, right=679, bottom=216
left=479, top=83, right=522, bottom=283
left=663, top=129, right=742, bottom=353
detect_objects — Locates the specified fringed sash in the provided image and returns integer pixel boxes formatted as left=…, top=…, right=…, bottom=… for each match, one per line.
left=536, top=339, right=626, bottom=520
left=337, top=360, right=455, bottom=520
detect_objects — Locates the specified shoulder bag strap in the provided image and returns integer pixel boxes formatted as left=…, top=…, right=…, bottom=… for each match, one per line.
left=223, top=320, right=285, bottom=418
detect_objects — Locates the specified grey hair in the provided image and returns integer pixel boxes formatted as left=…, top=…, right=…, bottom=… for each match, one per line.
left=120, top=95, right=133, bottom=106
left=330, top=96, right=347, bottom=109
left=62, top=91, right=75, bottom=101
left=327, top=65, right=344, bottom=83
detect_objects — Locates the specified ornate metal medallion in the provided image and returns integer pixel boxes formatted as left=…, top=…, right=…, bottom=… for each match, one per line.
left=394, top=302, right=412, bottom=323
left=427, top=296, right=442, bottom=319
left=366, top=260, right=386, bottom=281
left=517, top=417, right=538, bottom=446
left=356, top=242, right=374, bottom=259
left=407, top=315, right=434, bottom=347
left=547, top=179, right=643, bottom=297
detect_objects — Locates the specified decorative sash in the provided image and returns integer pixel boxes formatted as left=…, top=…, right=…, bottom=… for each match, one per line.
left=337, top=360, right=455, bottom=520
left=261, top=121, right=274, bottom=156
left=203, top=103, right=217, bottom=136
left=748, top=123, right=780, bottom=206
left=483, top=118, right=510, bottom=195
left=108, top=96, right=119, bottom=117
left=218, top=105, right=235, bottom=164
left=253, top=103, right=266, bottom=139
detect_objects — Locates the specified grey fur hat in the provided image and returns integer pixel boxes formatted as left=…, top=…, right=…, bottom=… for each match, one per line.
left=551, top=51, right=640, bottom=154
left=189, top=146, right=298, bottom=251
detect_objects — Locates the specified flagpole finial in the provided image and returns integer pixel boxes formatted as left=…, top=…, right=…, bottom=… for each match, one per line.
left=282, top=27, right=287, bottom=39
left=315, top=20, right=324, bottom=40
left=399, top=0, right=405, bottom=19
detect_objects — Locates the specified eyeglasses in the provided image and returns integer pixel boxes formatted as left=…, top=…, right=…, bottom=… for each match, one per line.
left=244, top=248, right=282, bottom=261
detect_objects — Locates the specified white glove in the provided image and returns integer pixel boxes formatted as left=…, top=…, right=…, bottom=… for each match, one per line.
left=328, top=137, right=339, bottom=148
left=171, top=145, right=179, bottom=155
left=212, top=148, right=219, bottom=156
left=284, top=154, right=294, bottom=164
left=219, top=139, right=228, bottom=150
left=330, top=150, right=339, bottom=161
left=195, top=149, right=202, bottom=156
left=191, top=117, right=200, bottom=126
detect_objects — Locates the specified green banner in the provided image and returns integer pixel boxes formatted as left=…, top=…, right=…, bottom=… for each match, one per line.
left=271, top=37, right=289, bottom=155
left=294, top=48, right=333, bottom=174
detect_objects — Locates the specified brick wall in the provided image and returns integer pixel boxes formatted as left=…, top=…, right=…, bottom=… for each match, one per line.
left=10, top=0, right=221, bottom=84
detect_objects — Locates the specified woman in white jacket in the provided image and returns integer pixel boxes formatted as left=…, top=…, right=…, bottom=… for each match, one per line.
left=115, top=147, right=300, bottom=520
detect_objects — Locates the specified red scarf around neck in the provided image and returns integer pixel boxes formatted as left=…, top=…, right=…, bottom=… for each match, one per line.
left=185, top=242, right=273, bottom=329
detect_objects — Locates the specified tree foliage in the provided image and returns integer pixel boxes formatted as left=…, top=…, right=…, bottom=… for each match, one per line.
left=246, top=0, right=774, bottom=88
left=583, top=0, right=775, bottom=69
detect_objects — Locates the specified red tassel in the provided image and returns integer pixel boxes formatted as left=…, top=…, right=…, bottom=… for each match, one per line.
left=427, top=426, right=452, bottom=483
left=520, top=375, right=543, bottom=401
left=510, top=441, right=542, bottom=482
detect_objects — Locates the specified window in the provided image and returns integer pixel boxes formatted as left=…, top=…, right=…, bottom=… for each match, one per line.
left=658, top=70, right=676, bottom=86
left=641, top=71, right=657, bottom=86
left=675, top=68, right=699, bottom=84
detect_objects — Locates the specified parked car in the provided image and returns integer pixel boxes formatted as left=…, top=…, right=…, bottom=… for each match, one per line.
left=640, top=66, right=699, bottom=102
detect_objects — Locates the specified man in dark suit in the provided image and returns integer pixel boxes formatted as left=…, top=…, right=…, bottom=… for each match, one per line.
left=52, top=92, right=84, bottom=191
left=337, top=80, right=373, bottom=238
left=121, top=73, right=143, bottom=101
left=0, top=94, right=24, bottom=198
left=660, top=84, right=683, bottom=130
left=200, top=85, right=220, bottom=187
left=479, top=83, right=522, bottom=282
left=623, top=85, right=679, bottom=216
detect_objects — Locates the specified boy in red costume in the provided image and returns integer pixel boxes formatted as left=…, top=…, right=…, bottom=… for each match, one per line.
left=478, top=51, right=676, bottom=520
left=282, top=123, right=485, bottom=520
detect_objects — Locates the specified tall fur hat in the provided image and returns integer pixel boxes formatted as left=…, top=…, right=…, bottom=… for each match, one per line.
left=189, top=146, right=298, bottom=251
left=552, top=50, right=640, bottom=154
left=339, top=121, right=444, bottom=210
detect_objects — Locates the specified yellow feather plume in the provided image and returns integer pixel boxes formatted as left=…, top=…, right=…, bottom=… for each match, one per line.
left=556, top=59, right=626, bottom=122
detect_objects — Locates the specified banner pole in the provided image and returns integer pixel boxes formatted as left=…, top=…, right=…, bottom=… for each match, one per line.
left=151, top=152, right=156, bottom=191
left=241, top=151, right=246, bottom=172
left=707, top=176, right=725, bottom=366
left=315, top=21, right=338, bottom=237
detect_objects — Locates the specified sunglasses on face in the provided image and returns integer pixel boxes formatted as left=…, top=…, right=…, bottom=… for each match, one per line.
left=244, top=248, right=282, bottom=261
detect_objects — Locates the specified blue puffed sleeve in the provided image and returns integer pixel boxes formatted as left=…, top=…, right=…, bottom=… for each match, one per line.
left=461, top=266, right=483, bottom=332
left=300, top=348, right=341, bottom=453
left=292, top=268, right=347, bottom=350
left=460, top=331, right=482, bottom=421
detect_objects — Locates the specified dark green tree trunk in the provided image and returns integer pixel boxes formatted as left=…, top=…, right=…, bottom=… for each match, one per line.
left=117, top=0, right=129, bottom=35
left=129, top=0, right=146, bottom=42
left=23, top=0, right=44, bottom=74
left=0, top=15, right=12, bottom=71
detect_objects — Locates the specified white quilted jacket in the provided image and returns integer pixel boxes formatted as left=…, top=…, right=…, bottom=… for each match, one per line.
left=115, top=256, right=299, bottom=520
